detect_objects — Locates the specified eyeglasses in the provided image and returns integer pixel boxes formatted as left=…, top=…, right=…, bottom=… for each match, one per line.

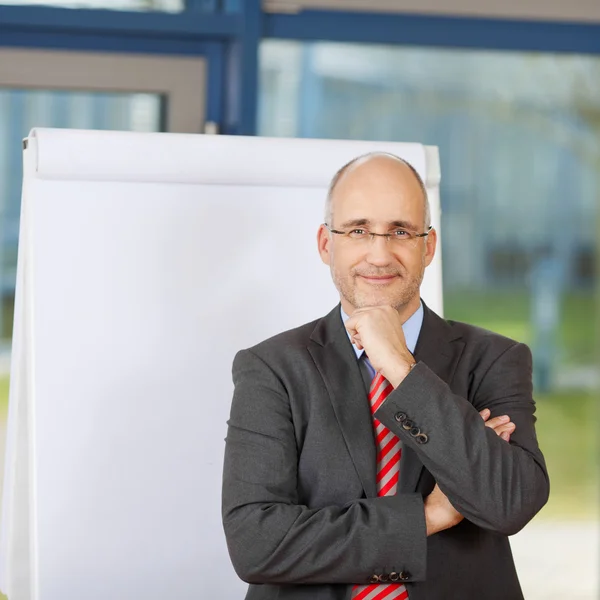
left=324, top=223, right=432, bottom=246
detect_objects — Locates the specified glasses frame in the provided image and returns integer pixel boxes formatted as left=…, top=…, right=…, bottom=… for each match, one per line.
left=323, top=223, right=433, bottom=244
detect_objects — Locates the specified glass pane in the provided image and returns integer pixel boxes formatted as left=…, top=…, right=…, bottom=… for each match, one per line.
left=0, top=0, right=184, bottom=11
left=260, top=40, right=599, bottom=599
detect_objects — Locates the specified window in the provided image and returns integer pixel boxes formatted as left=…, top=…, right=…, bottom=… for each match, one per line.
left=0, top=0, right=184, bottom=11
left=260, top=39, right=600, bottom=599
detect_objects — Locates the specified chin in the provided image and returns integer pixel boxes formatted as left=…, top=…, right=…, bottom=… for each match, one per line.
left=353, top=293, right=399, bottom=309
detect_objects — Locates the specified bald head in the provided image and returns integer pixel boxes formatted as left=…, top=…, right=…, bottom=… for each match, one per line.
left=324, top=152, right=430, bottom=230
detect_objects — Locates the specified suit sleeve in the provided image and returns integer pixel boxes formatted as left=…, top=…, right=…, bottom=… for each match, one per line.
left=375, top=342, right=550, bottom=535
left=222, top=348, right=427, bottom=585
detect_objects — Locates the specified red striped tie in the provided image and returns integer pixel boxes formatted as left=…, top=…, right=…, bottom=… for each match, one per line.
left=351, top=372, right=408, bottom=600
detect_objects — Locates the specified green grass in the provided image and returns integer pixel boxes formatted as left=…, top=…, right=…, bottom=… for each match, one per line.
left=0, top=376, right=9, bottom=421
left=534, top=391, right=599, bottom=519
left=446, top=289, right=599, bottom=519
left=0, top=376, right=6, bottom=600
left=444, top=290, right=597, bottom=365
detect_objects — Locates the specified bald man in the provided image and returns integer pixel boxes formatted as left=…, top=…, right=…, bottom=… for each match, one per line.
left=222, top=153, right=549, bottom=600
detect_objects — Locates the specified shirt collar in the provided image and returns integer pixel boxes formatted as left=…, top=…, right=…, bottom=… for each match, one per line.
left=340, top=301, right=424, bottom=359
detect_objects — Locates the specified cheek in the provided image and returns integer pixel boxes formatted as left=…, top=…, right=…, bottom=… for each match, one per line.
left=331, top=248, right=358, bottom=272
left=390, top=251, right=420, bottom=273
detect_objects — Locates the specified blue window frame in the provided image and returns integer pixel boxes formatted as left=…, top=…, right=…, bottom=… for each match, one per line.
left=0, top=2, right=245, bottom=130
left=263, top=10, right=600, bottom=54
left=2, top=4, right=600, bottom=134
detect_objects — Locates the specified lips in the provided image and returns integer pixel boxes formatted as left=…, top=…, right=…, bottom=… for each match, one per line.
left=358, top=275, right=398, bottom=283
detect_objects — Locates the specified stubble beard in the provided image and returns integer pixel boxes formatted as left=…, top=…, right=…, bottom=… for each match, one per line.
left=331, top=259, right=425, bottom=312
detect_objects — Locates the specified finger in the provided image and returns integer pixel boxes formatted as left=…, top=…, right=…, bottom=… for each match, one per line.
left=479, top=408, right=491, bottom=421
left=346, top=327, right=358, bottom=341
left=351, top=306, right=379, bottom=314
left=344, top=321, right=357, bottom=335
left=350, top=332, right=363, bottom=347
left=501, top=431, right=511, bottom=442
left=483, top=415, right=510, bottom=429
left=344, top=315, right=358, bottom=331
left=492, top=422, right=516, bottom=435
left=487, top=424, right=515, bottom=441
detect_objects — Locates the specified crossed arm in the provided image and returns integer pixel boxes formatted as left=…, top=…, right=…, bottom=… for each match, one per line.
left=425, top=408, right=516, bottom=536
left=374, top=343, right=549, bottom=537
left=347, top=306, right=549, bottom=537
left=222, top=339, right=549, bottom=585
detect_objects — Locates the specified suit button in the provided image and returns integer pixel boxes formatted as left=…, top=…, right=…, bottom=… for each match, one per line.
left=394, top=412, right=407, bottom=423
left=379, top=573, right=389, bottom=582
left=399, top=570, right=410, bottom=581
left=410, top=426, right=421, bottom=436
left=402, top=419, right=414, bottom=430
left=415, top=432, right=429, bottom=444
left=369, top=574, right=380, bottom=584
left=389, top=571, right=399, bottom=582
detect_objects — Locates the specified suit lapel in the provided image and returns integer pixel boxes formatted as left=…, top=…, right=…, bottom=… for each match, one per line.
left=308, top=302, right=466, bottom=498
left=398, top=301, right=466, bottom=494
left=308, top=306, right=378, bottom=499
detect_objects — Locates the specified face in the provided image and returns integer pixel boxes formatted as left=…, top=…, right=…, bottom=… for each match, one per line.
left=317, top=156, right=436, bottom=317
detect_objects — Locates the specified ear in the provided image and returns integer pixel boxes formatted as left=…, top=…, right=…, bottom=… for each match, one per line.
left=424, top=227, right=437, bottom=267
left=317, top=224, right=332, bottom=266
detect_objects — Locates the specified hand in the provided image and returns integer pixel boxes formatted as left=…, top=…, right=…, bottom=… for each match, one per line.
left=424, top=484, right=463, bottom=536
left=344, top=306, right=414, bottom=386
left=479, top=408, right=516, bottom=442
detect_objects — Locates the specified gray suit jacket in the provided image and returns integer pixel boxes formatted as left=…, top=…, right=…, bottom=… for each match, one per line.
left=222, top=302, right=549, bottom=600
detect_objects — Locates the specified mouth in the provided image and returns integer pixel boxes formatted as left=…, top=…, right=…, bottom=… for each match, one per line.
left=358, top=275, right=399, bottom=285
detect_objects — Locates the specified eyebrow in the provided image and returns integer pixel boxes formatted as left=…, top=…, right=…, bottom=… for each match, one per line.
left=338, top=218, right=420, bottom=231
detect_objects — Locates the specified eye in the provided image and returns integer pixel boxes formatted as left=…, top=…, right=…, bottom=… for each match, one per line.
left=392, top=229, right=411, bottom=238
left=348, top=228, right=368, bottom=237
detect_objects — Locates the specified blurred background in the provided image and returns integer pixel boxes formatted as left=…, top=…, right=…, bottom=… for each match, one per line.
left=0, top=0, right=598, bottom=598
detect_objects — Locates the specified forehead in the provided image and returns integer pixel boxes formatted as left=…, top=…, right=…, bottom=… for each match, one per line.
left=330, top=157, right=425, bottom=225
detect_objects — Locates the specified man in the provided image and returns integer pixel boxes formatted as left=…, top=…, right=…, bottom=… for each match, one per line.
left=222, top=153, right=549, bottom=600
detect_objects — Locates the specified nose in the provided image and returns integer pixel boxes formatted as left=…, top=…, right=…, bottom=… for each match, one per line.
left=364, top=234, right=394, bottom=266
